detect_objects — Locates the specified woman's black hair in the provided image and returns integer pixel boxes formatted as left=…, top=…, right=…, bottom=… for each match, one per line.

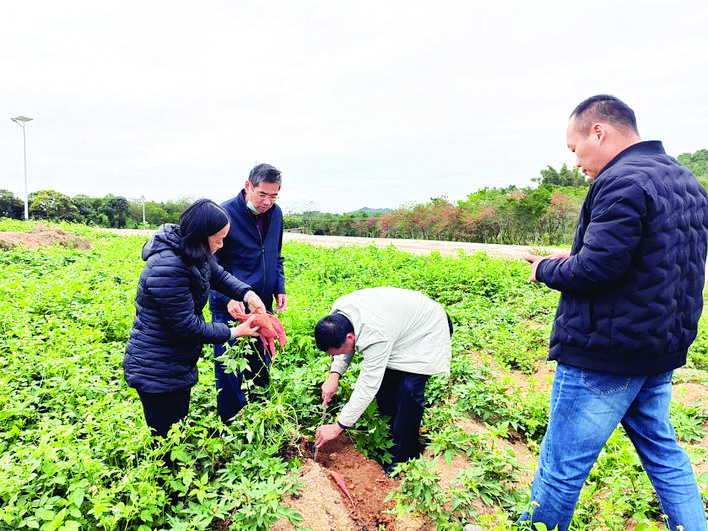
left=179, top=198, right=230, bottom=264
left=314, top=313, right=354, bottom=351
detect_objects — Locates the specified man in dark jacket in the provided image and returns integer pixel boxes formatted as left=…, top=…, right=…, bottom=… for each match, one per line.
left=210, top=163, right=287, bottom=423
left=521, top=95, right=708, bottom=531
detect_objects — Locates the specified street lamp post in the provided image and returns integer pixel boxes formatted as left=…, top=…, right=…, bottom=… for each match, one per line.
left=10, top=116, right=33, bottom=221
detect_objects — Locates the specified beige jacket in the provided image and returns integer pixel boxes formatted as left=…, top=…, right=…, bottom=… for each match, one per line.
left=330, top=287, right=451, bottom=427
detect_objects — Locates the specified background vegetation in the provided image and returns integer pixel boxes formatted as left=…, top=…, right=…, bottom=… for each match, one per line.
left=0, top=219, right=706, bottom=530
left=286, top=151, right=708, bottom=245
left=0, top=191, right=192, bottom=229
left=2, top=149, right=706, bottom=246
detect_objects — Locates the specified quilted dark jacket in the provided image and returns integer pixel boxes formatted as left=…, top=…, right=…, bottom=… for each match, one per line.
left=124, top=224, right=252, bottom=393
left=210, top=190, right=284, bottom=314
left=537, top=141, right=708, bottom=375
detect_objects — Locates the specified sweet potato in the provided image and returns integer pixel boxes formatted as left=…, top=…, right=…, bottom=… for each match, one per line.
left=231, top=311, right=287, bottom=360
left=327, top=469, right=355, bottom=506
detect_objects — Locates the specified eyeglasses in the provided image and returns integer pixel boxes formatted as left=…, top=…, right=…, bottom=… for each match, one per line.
left=255, top=191, right=279, bottom=201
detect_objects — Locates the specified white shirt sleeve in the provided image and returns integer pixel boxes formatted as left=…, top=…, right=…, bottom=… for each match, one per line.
left=337, top=340, right=393, bottom=427
left=330, top=351, right=354, bottom=376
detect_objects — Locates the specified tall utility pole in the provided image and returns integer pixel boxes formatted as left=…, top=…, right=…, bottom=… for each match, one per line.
left=10, top=116, right=33, bottom=221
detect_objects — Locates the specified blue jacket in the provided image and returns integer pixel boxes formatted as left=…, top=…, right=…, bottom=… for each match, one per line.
left=124, top=224, right=252, bottom=393
left=210, top=190, right=285, bottom=314
left=537, top=141, right=708, bottom=375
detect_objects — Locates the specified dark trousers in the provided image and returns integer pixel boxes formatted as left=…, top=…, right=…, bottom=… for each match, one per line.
left=137, top=389, right=191, bottom=438
left=375, top=369, right=430, bottom=464
left=213, top=324, right=271, bottom=424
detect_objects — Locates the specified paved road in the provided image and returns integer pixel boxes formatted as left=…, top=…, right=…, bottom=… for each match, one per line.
left=111, top=229, right=561, bottom=261
left=282, top=232, right=561, bottom=260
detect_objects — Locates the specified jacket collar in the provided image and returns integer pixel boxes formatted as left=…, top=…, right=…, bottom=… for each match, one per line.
left=599, top=140, right=665, bottom=178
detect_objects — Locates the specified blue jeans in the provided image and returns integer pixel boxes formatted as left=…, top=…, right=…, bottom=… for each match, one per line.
left=518, top=363, right=706, bottom=531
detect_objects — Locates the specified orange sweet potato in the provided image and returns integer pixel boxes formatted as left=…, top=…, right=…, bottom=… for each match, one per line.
left=231, top=311, right=287, bottom=360
left=328, top=469, right=355, bottom=506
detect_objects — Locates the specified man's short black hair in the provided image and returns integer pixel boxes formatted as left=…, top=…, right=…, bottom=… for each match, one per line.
left=248, top=163, right=282, bottom=188
left=314, top=313, right=354, bottom=351
left=570, top=94, right=638, bottom=136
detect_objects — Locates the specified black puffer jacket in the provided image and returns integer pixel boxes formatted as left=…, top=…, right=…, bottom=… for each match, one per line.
left=537, top=141, right=708, bottom=375
left=124, top=224, right=252, bottom=393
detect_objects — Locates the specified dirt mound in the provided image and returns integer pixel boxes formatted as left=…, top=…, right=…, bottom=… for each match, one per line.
left=0, top=225, right=92, bottom=249
left=269, top=354, right=708, bottom=530
left=272, top=436, right=409, bottom=531
left=269, top=419, right=533, bottom=530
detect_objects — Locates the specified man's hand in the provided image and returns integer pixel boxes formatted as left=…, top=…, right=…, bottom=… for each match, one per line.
left=549, top=250, right=571, bottom=260
left=275, top=293, right=288, bottom=313
left=524, top=254, right=544, bottom=283
left=247, top=293, right=266, bottom=314
left=321, top=373, right=340, bottom=406
left=524, top=250, right=571, bottom=282
left=315, top=422, right=343, bottom=449
left=227, top=299, right=246, bottom=318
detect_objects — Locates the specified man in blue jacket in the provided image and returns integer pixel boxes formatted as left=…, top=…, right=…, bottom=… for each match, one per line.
left=210, top=163, right=287, bottom=423
left=521, top=95, right=708, bottom=531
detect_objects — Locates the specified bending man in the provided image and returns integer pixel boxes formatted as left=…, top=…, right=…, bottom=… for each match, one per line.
left=314, top=287, right=452, bottom=475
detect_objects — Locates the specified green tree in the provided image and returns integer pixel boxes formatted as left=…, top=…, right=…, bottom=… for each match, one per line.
left=537, top=163, right=588, bottom=186
left=146, top=202, right=173, bottom=225
left=72, top=194, right=105, bottom=224
left=163, top=197, right=193, bottom=221
left=101, top=194, right=130, bottom=228
left=29, top=190, right=80, bottom=221
left=539, top=191, right=580, bottom=244
left=678, top=149, right=708, bottom=180
left=0, top=189, right=24, bottom=219
left=126, top=198, right=173, bottom=227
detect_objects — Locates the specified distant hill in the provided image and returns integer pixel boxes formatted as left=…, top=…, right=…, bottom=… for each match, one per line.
left=346, top=207, right=392, bottom=215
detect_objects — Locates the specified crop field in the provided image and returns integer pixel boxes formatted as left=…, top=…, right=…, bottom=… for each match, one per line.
left=0, top=220, right=706, bottom=531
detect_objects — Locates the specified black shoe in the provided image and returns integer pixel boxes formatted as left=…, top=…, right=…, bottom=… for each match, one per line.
left=384, top=463, right=402, bottom=479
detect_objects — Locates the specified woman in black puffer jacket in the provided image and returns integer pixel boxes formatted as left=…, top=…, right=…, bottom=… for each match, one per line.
left=124, top=199, right=265, bottom=437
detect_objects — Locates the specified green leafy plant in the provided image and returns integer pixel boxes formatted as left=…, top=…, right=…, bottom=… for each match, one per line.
left=1, top=221, right=706, bottom=530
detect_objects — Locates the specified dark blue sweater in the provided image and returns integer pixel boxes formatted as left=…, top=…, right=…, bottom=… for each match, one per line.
left=537, top=141, right=708, bottom=375
left=124, top=224, right=252, bottom=393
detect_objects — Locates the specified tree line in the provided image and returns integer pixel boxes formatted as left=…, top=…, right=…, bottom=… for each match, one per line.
left=286, top=152, right=708, bottom=246
left=285, top=179, right=589, bottom=246
left=2, top=150, right=706, bottom=245
left=0, top=190, right=192, bottom=228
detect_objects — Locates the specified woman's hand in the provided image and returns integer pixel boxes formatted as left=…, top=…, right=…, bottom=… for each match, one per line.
left=232, top=315, right=260, bottom=337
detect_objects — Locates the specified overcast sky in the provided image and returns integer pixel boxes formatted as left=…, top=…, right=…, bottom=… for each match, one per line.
left=2, top=1, right=707, bottom=214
